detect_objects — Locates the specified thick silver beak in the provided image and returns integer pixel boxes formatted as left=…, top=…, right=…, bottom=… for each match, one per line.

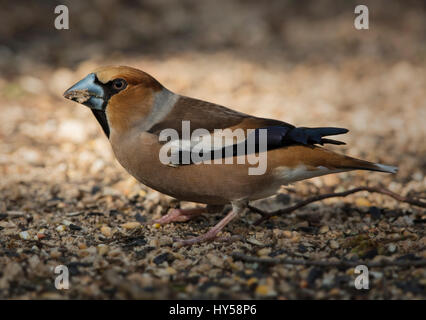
left=63, top=73, right=105, bottom=110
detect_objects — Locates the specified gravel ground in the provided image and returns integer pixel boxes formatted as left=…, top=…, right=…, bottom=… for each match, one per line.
left=0, top=0, right=425, bottom=299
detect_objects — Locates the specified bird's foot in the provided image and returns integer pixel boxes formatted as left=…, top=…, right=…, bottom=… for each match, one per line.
left=149, top=207, right=206, bottom=225
left=174, top=206, right=242, bottom=246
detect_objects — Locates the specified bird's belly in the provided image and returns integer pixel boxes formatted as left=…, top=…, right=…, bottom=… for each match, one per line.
left=132, top=163, right=278, bottom=205
left=110, top=133, right=340, bottom=205
left=112, top=143, right=279, bottom=204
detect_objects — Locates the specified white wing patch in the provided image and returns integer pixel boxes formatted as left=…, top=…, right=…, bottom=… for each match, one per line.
left=164, top=127, right=250, bottom=165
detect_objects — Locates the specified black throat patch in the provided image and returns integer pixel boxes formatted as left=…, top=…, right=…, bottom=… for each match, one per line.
left=91, top=109, right=110, bottom=138
left=89, top=76, right=128, bottom=139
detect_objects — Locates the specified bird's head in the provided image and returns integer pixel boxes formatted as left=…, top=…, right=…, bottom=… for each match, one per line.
left=64, top=66, right=163, bottom=137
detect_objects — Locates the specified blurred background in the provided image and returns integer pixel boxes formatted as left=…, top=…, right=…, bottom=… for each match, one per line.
left=0, top=0, right=425, bottom=299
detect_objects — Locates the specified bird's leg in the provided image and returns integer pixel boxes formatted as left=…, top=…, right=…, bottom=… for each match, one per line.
left=151, top=207, right=207, bottom=225
left=150, top=204, right=225, bottom=225
left=176, top=201, right=247, bottom=246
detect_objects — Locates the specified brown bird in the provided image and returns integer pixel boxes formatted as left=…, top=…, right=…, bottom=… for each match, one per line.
left=64, top=66, right=397, bottom=245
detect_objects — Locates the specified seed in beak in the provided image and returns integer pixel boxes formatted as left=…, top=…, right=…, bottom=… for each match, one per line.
left=64, top=89, right=92, bottom=104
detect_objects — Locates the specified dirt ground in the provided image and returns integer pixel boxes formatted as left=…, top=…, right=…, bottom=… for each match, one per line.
left=0, top=0, right=425, bottom=299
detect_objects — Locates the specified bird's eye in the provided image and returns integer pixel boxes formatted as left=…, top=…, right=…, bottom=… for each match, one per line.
left=112, top=78, right=127, bottom=91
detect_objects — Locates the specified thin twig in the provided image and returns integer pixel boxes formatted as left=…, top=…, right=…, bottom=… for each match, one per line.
left=252, top=186, right=426, bottom=226
left=232, top=252, right=426, bottom=268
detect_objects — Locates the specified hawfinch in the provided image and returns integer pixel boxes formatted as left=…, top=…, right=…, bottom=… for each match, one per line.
left=64, top=66, right=397, bottom=245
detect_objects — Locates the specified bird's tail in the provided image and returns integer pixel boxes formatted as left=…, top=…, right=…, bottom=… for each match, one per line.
left=330, top=152, right=398, bottom=174
left=340, top=157, right=398, bottom=173
left=300, top=146, right=398, bottom=174
left=289, top=128, right=398, bottom=174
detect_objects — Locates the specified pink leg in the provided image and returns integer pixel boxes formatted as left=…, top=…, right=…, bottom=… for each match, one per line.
left=150, top=207, right=207, bottom=225
left=176, top=201, right=246, bottom=246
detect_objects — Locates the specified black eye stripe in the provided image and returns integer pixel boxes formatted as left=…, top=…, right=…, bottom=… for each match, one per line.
left=92, top=75, right=128, bottom=111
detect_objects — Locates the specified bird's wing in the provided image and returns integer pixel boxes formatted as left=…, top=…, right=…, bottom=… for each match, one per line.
left=147, top=95, right=288, bottom=135
left=148, top=96, right=348, bottom=165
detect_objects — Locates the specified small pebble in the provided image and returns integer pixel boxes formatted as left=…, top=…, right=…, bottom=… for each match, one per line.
left=355, top=198, right=371, bottom=207
left=36, top=233, right=45, bottom=240
left=78, top=242, right=87, bottom=250
left=62, top=220, right=72, bottom=226
left=97, top=244, right=109, bottom=255
left=403, top=230, right=417, bottom=239
left=56, top=225, right=66, bottom=232
left=246, top=277, right=258, bottom=286
left=283, top=230, right=293, bottom=238
left=166, top=267, right=177, bottom=275
left=19, top=231, right=30, bottom=240
left=121, top=222, right=141, bottom=229
left=247, top=238, right=264, bottom=246
left=388, top=243, right=397, bottom=253
left=291, top=232, right=301, bottom=242
left=257, top=248, right=271, bottom=257
left=255, top=284, right=276, bottom=297
left=50, top=249, right=61, bottom=259
left=207, top=253, right=224, bottom=268
left=272, top=229, right=284, bottom=237
left=329, top=288, right=340, bottom=296
left=108, top=248, right=123, bottom=257
left=299, top=280, right=309, bottom=288
left=319, top=225, right=329, bottom=234
left=329, top=240, right=340, bottom=249
left=100, top=225, right=112, bottom=237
